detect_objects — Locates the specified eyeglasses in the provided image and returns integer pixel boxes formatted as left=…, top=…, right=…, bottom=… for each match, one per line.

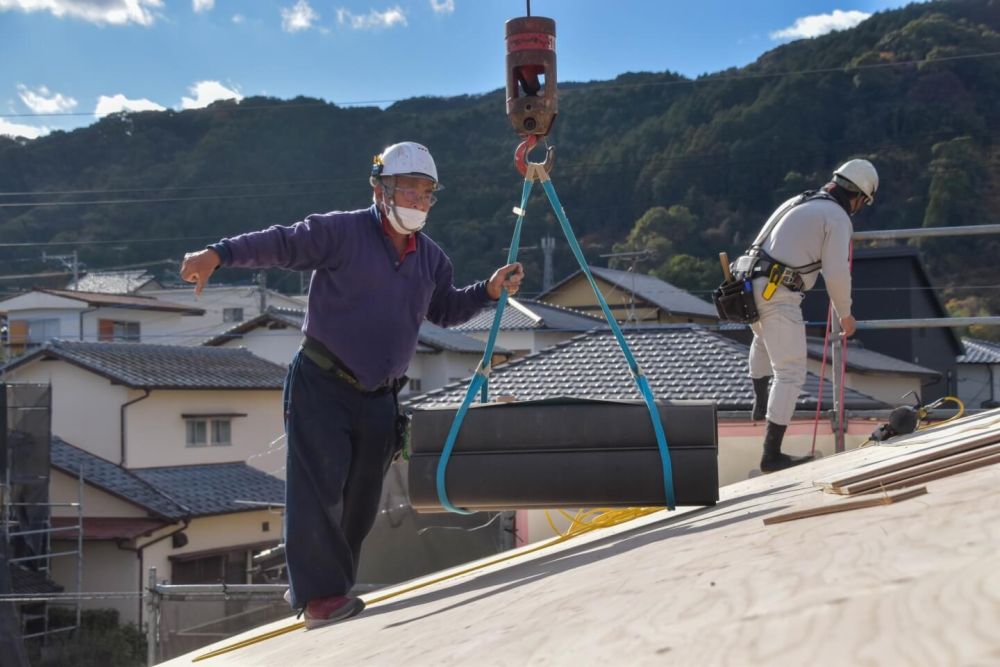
left=392, top=185, right=438, bottom=207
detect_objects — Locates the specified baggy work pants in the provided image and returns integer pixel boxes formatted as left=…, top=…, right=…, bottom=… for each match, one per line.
left=282, top=351, right=399, bottom=609
left=748, top=277, right=807, bottom=426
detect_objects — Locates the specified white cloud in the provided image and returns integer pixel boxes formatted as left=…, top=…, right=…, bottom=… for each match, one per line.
left=281, top=0, right=318, bottom=32
left=0, top=118, right=46, bottom=139
left=0, top=0, right=164, bottom=26
left=231, top=13, right=244, bottom=24
left=336, top=5, right=406, bottom=30
left=429, top=0, right=453, bottom=14
left=192, top=0, right=213, bottom=13
left=180, top=80, right=243, bottom=109
left=770, top=9, right=871, bottom=40
left=17, top=84, right=77, bottom=113
left=95, top=93, right=165, bottom=115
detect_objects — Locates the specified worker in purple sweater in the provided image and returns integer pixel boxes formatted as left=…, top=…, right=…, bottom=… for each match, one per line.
left=180, top=141, right=523, bottom=628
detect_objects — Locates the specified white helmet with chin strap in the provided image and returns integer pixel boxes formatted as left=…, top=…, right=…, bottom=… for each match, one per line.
left=832, top=158, right=879, bottom=205
left=371, top=142, right=443, bottom=236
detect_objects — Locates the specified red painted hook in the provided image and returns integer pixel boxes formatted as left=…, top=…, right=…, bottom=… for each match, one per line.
left=514, top=134, right=555, bottom=177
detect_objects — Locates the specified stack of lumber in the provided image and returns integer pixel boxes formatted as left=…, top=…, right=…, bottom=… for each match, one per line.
left=814, top=408, right=1000, bottom=497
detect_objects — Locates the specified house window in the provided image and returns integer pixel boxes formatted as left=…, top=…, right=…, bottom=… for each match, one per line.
left=408, top=378, right=422, bottom=393
left=223, top=308, right=244, bottom=323
left=98, top=319, right=140, bottom=342
left=185, top=418, right=233, bottom=447
left=172, top=546, right=283, bottom=585
left=27, top=319, right=60, bottom=344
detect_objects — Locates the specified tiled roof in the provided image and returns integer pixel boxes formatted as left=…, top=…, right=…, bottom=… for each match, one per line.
left=404, top=326, right=887, bottom=411
left=958, top=338, right=1000, bottom=364
left=30, top=288, right=203, bottom=314
left=805, top=337, right=940, bottom=378
left=50, top=437, right=285, bottom=518
left=3, top=340, right=287, bottom=390
left=205, top=305, right=506, bottom=355
left=539, top=266, right=718, bottom=319
left=132, top=463, right=284, bottom=516
left=451, top=297, right=605, bottom=333
left=65, top=270, right=159, bottom=295
left=10, top=567, right=63, bottom=595
left=418, top=321, right=509, bottom=355
left=51, top=437, right=187, bottom=520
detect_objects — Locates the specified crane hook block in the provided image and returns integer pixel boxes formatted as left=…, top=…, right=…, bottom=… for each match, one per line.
left=505, top=16, right=558, bottom=137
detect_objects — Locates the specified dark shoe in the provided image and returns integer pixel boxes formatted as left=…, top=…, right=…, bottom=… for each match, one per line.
left=760, top=452, right=815, bottom=473
left=303, top=595, right=365, bottom=629
left=751, top=376, right=771, bottom=421
left=759, top=420, right=814, bottom=473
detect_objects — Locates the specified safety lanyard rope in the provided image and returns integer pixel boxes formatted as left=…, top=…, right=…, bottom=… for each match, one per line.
left=435, top=169, right=676, bottom=514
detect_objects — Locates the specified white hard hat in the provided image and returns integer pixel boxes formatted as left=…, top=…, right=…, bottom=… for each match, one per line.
left=371, top=141, right=443, bottom=190
left=833, top=158, right=878, bottom=204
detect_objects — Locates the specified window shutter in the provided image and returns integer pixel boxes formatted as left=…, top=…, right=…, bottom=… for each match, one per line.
left=8, top=320, right=28, bottom=345
left=98, top=319, right=115, bottom=342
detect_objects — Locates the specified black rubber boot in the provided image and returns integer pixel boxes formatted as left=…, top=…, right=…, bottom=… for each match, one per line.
left=751, top=376, right=771, bottom=422
left=760, top=421, right=814, bottom=473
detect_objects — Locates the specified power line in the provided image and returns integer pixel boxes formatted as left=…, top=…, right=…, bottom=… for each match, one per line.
left=2, top=49, right=999, bottom=120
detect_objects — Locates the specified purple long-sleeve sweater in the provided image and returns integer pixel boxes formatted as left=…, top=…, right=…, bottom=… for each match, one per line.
left=210, top=205, right=491, bottom=390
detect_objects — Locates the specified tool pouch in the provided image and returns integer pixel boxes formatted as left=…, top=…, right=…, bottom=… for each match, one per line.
left=712, top=277, right=759, bottom=324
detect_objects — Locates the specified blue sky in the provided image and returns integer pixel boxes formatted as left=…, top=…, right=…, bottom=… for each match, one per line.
left=1, top=0, right=921, bottom=139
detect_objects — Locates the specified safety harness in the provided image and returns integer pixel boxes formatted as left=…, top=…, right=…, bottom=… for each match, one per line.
left=731, top=190, right=833, bottom=300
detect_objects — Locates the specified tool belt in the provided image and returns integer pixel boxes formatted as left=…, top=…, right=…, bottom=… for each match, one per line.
left=300, top=336, right=405, bottom=395
left=732, top=251, right=819, bottom=299
left=712, top=277, right=759, bottom=324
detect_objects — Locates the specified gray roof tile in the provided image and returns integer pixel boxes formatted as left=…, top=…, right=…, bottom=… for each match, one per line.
left=66, top=270, right=159, bottom=295
left=405, top=326, right=887, bottom=411
left=451, top=298, right=605, bottom=333
left=958, top=338, right=1000, bottom=364
left=51, top=437, right=284, bottom=518
left=133, top=463, right=284, bottom=516
left=805, top=337, right=940, bottom=377
left=540, top=266, right=718, bottom=319
left=4, top=340, right=287, bottom=390
left=51, top=437, right=187, bottom=520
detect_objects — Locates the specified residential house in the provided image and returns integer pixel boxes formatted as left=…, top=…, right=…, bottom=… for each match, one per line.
left=48, top=438, right=284, bottom=627
left=137, top=284, right=307, bottom=345
left=202, top=306, right=512, bottom=397
left=537, top=266, right=719, bottom=325
left=1, top=341, right=288, bottom=475
left=0, top=288, right=204, bottom=356
left=801, top=246, right=964, bottom=401
left=449, top=297, right=605, bottom=356
left=957, top=338, right=1000, bottom=409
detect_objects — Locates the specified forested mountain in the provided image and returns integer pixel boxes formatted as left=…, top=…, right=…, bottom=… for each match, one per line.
left=1, top=0, right=998, bottom=334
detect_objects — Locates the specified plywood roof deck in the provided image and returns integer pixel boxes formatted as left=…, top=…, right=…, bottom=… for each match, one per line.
left=165, top=411, right=1000, bottom=667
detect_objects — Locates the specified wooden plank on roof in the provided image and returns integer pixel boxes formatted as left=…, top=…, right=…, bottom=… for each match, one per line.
left=830, top=442, right=1000, bottom=495
left=842, top=451, right=1000, bottom=496
left=762, top=487, right=928, bottom=525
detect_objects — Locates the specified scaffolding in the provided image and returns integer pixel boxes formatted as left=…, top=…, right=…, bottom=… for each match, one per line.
left=0, top=382, right=84, bottom=655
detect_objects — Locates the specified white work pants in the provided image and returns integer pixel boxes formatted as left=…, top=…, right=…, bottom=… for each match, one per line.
left=748, top=277, right=807, bottom=426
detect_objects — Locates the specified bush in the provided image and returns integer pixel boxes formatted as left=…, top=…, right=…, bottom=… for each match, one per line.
left=28, top=608, right=146, bottom=667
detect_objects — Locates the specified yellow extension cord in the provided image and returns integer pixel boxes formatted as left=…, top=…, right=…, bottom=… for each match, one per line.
left=193, top=506, right=665, bottom=662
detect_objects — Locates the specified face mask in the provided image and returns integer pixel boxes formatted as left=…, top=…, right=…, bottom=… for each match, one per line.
left=387, top=205, right=427, bottom=235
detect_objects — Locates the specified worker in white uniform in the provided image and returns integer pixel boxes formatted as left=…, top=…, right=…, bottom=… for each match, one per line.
left=748, top=159, right=879, bottom=473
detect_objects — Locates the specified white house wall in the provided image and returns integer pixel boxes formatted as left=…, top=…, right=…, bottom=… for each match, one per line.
left=3, top=364, right=129, bottom=462
left=216, top=328, right=301, bottom=366
left=125, top=389, right=285, bottom=477
left=49, top=468, right=149, bottom=519
left=957, top=364, right=999, bottom=409
left=79, top=307, right=194, bottom=344
left=3, top=308, right=83, bottom=341
left=50, top=539, right=141, bottom=625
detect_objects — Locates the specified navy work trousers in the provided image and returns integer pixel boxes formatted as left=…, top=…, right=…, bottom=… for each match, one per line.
left=282, top=350, right=399, bottom=609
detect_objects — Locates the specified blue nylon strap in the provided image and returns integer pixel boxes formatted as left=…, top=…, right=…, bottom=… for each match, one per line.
left=435, top=179, right=534, bottom=515
left=434, top=174, right=676, bottom=513
left=539, top=180, right=676, bottom=509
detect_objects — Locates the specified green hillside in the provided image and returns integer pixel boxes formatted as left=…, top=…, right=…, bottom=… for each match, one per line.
left=1, top=0, right=998, bottom=333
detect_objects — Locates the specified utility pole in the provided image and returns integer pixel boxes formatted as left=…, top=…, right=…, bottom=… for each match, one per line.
left=540, top=235, right=556, bottom=293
